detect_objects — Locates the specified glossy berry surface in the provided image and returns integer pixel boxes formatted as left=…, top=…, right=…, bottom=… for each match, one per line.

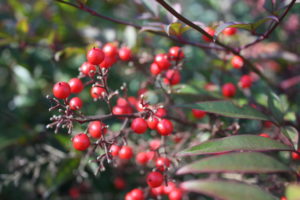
left=131, top=118, right=148, bottom=134
left=155, top=108, right=167, bottom=118
left=146, top=171, right=164, bottom=188
left=114, top=177, right=125, bottom=190
left=53, top=82, right=71, bottom=99
left=192, top=109, right=206, bottom=119
left=231, top=55, right=244, bottom=69
left=136, top=152, right=149, bottom=165
left=154, top=53, right=171, bottom=70
left=150, top=63, right=161, bottom=76
left=259, top=133, right=270, bottom=138
left=164, top=69, right=181, bottom=85
left=156, top=119, right=174, bottom=136
left=72, top=133, right=90, bottom=151
left=99, top=56, right=116, bottom=69
left=202, top=27, right=215, bottom=42
left=169, top=46, right=184, bottom=61
left=119, top=47, right=132, bottom=61
left=292, top=151, right=300, bottom=160
left=119, top=146, right=133, bottom=159
left=110, top=144, right=121, bottom=157
left=151, top=185, right=164, bottom=196
left=222, top=83, right=236, bottom=97
left=69, top=78, right=84, bottom=94
left=80, top=62, right=96, bottom=77
left=88, top=121, right=107, bottom=138
left=103, top=43, right=118, bottom=57
left=147, top=117, right=159, bottom=130
left=223, top=27, right=237, bottom=36
left=156, top=157, right=171, bottom=171
left=163, top=181, right=177, bottom=194
left=90, top=86, right=106, bottom=99
left=87, top=47, right=105, bottom=65
left=149, top=139, right=161, bottom=150
left=239, top=75, right=252, bottom=88
left=130, top=188, right=144, bottom=200
left=69, top=97, right=83, bottom=110
left=168, top=188, right=183, bottom=200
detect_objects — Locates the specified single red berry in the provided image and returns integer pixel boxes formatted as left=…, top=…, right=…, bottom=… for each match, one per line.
left=80, top=62, right=96, bottom=77
left=169, top=46, right=184, bottom=61
left=263, top=121, right=273, bottom=128
left=164, top=69, right=181, bottom=85
left=156, top=157, right=171, bottom=171
left=69, top=97, right=83, bottom=110
left=119, top=146, right=133, bottom=160
left=128, top=96, right=138, bottom=107
left=87, top=47, right=105, bottom=65
left=117, top=97, right=130, bottom=107
left=110, top=144, right=121, bottom=157
left=147, top=171, right=164, bottom=188
left=114, top=177, right=125, bottom=190
left=103, top=43, right=118, bottom=57
left=292, top=151, right=300, bottom=160
left=125, top=192, right=134, bottom=200
left=259, top=133, right=270, bottom=138
left=119, top=47, right=132, bottom=61
left=149, top=139, right=161, bottom=150
left=130, top=188, right=144, bottom=200
left=147, top=117, right=159, bottom=130
left=131, top=118, right=148, bottom=134
left=53, top=82, right=71, bottom=99
left=202, top=27, right=215, bottom=42
left=231, top=55, right=244, bottom=69
left=154, top=53, right=171, bottom=70
left=69, top=78, right=84, bottom=94
left=150, top=63, right=161, bottom=76
left=281, top=197, right=287, bottom=200
left=72, top=133, right=90, bottom=151
left=88, top=121, right=107, bottom=138
left=90, top=86, right=106, bottom=99
left=222, top=83, right=236, bottom=97
left=68, top=187, right=80, bottom=199
left=239, top=75, right=252, bottom=88
left=192, top=109, right=206, bottom=119
left=156, top=119, right=174, bottom=136
left=112, top=105, right=132, bottom=116
left=168, top=188, right=183, bottom=200
left=136, top=152, right=149, bottom=165
left=223, top=27, right=237, bottom=36
left=155, top=108, right=167, bottom=118
left=146, top=151, right=156, bottom=161
left=151, top=185, right=164, bottom=197
left=163, top=181, right=177, bottom=194
left=99, top=56, right=116, bottom=69
left=173, top=135, right=183, bottom=143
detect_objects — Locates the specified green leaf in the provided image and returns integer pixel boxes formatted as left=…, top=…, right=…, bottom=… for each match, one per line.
left=165, top=22, right=190, bottom=36
left=178, top=135, right=293, bottom=157
left=176, top=100, right=270, bottom=120
left=181, top=179, right=277, bottom=200
left=286, top=184, right=300, bottom=200
left=282, top=126, right=299, bottom=149
left=176, top=152, right=290, bottom=174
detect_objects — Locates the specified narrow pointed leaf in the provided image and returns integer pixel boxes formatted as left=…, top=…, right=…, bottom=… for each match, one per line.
left=176, top=100, right=270, bottom=120
left=178, top=135, right=293, bottom=157
left=181, top=179, right=277, bottom=200
left=177, top=152, right=290, bottom=175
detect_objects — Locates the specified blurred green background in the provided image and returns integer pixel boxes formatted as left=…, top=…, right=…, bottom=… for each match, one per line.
left=0, top=0, right=299, bottom=199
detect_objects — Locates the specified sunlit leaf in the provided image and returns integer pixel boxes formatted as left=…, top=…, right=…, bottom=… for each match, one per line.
left=286, top=184, right=300, bottom=200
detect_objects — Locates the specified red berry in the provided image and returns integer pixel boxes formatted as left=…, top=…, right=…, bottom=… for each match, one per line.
left=169, top=46, right=184, bottom=61
left=239, top=75, right=252, bottom=89
left=231, top=56, right=244, bottom=69
left=259, top=133, right=270, bottom=138
left=103, top=43, right=118, bottom=57
left=263, top=121, right=273, bottom=128
left=114, top=177, right=125, bottom=190
left=168, top=188, right=183, bottom=200
left=151, top=185, right=164, bottom=196
left=125, top=193, right=134, bottom=200
left=87, top=47, right=105, bottom=65
left=292, top=151, right=300, bottom=160
left=163, top=181, right=177, bottom=194
left=202, top=27, right=215, bottom=42
left=154, top=53, right=171, bottom=70
left=147, top=117, right=159, bottom=130
left=69, top=78, right=84, bottom=94
left=156, top=157, right=171, bottom=171
left=281, top=197, right=287, bottom=200
left=128, top=96, right=138, bottom=107
left=90, top=86, right=106, bottom=99
left=131, top=118, right=148, bottom=134
left=192, top=109, right=206, bottom=119
left=150, top=63, right=161, bottom=76
left=136, top=152, right=149, bottom=165
left=88, top=121, right=107, bottom=138
left=222, top=83, right=236, bottom=97
left=72, top=133, right=90, bottom=151
left=149, top=139, right=161, bottom=150
left=146, top=151, right=156, bottom=161
left=164, top=69, right=181, bottom=85
left=155, top=108, right=167, bottom=118
left=69, top=97, right=83, bottom=110
left=146, top=171, right=164, bottom=188
left=119, top=47, right=132, bottom=61
left=53, top=82, right=71, bottom=99
left=119, top=146, right=133, bottom=160
left=130, top=188, right=144, bottom=200
left=110, top=144, right=121, bottom=157
left=117, top=97, right=130, bottom=107
left=223, top=27, right=237, bottom=36
left=80, top=62, right=96, bottom=77
left=99, top=56, right=116, bottom=69
left=69, top=187, right=80, bottom=199
left=156, top=119, right=174, bottom=136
